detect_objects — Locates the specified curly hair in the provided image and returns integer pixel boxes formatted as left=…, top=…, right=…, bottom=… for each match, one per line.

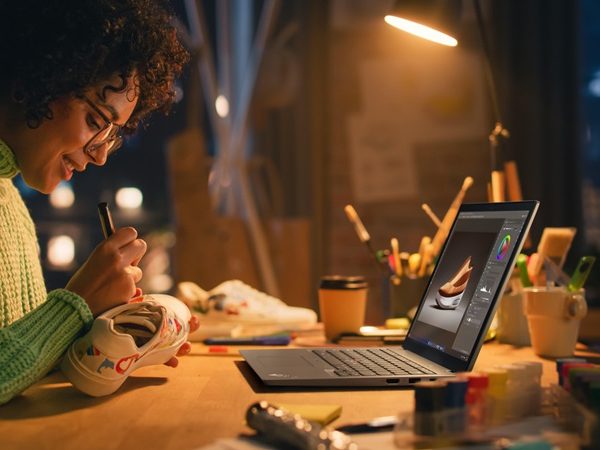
left=0, top=0, right=189, bottom=133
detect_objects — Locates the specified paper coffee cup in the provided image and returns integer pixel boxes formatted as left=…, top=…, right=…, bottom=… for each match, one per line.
left=319, top=276, right=368, bottom=341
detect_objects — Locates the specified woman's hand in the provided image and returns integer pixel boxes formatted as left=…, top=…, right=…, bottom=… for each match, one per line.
left=164, top=315, right=200, bottom=368
left=66, top=227, right=147, bottom=316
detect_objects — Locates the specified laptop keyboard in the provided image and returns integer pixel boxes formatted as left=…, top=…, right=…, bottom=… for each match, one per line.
left=312, top=348, right=436, bottom=377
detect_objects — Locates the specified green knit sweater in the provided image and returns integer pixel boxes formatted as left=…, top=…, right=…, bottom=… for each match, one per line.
left=0, top=139, right=93, bottom=405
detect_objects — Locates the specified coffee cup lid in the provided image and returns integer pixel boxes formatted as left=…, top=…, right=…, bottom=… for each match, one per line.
left=320, top=275, right=367, bottom=290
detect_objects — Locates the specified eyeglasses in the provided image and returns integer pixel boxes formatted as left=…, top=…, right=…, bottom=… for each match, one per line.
left=82, top=96, right=123, bottom=160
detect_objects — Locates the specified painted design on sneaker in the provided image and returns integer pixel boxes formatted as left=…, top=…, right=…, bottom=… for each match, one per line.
left=61, top=294, right=190, bottom=397
left=435, top=257, right=473, bottom=310
left=97, top=358, right=115, bottom=373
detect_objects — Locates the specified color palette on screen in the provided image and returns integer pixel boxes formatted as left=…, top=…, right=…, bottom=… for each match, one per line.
left=496, top=235, right=511, bottom=261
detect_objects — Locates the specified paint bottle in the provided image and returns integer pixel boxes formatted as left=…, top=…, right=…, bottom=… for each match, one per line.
left=482, top=367, right=508, bottom=425
left=514, top=361, right=543, bottom=416
left=555, top=358, right=587, bottom=387
left=413, top=380, right=447, bottom=437
left=443, top=377, right=469, bottom=435
left=496, top=364, right=528, bottom=421
left=463, top=372, right=489, bottom=431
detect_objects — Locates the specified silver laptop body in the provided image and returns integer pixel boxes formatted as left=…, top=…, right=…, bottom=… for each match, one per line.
left=242, top=201, right=539, bottom=387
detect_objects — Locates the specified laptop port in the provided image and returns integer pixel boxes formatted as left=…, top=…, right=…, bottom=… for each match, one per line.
left=408, top=378, right=420, bottom=384
left=386, top=378, right=400, bottom=384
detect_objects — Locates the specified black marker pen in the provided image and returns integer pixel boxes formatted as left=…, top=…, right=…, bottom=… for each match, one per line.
left=97, top=202, right=115, bottom=239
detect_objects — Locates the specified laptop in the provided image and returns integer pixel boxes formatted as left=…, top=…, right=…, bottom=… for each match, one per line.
left=241, top=201, right=539, bottom=387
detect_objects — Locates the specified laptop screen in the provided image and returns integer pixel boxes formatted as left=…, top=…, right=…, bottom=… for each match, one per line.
left=404, top=201, right=538, bottom=371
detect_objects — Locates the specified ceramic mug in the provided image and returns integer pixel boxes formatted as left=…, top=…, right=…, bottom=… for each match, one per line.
left=523, top=287, right=587, bottom=358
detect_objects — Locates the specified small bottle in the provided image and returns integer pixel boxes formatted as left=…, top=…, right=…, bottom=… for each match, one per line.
left=555, top=358, right=587, bottom=387
left=496, top=364, right=528, bottom=421
left=443, top=377, right=469, bottom=435
left=463, top=372, right=489, bottom=431
left=413, top=381, right=447, bottom=437
left=482, top=368, right=508, bottom=425
left=514, top=361, right=543, bottom=416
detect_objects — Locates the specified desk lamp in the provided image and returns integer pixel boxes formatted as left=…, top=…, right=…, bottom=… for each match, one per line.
left=385, top=0, right=523, bottom=204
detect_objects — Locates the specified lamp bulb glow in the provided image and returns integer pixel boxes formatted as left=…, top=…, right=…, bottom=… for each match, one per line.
left=47, top=235, right=75, bottom=267
left=115, top=187, right=143, bottom=210
left=49, top=182, right=75, bottom=208
left=215, top=95, right=230, bottom=118
left=385, top=15, right=458, bottom=47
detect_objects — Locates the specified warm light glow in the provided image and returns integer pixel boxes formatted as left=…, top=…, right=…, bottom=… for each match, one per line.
left=385, top=15, right=458, bottom=47
left=148, top=274, right=173, bottom=293
left=49, top=182, right=75, bottom=208
left=48, top=235, right=75, bottom=267
left=115, top=187, right=143, bottom=209
left=215, top=95, right=229, bottom=118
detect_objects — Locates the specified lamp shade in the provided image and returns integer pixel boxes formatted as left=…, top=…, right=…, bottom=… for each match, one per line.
left=385, top=0, right=462, bottom=47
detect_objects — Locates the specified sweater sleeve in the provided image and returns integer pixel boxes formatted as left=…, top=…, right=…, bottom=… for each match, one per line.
left=0, top=289, right=93, bottom=405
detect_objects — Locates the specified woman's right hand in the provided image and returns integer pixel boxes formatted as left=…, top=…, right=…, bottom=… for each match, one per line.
left=66, top=227, right=147, bottom=316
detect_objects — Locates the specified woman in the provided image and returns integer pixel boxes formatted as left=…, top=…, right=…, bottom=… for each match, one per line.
left=0, top=0, right=197, bottom=404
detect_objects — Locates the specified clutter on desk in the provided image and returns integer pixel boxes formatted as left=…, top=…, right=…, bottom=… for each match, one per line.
left=175, top=279, right=317, bottom=341
left=392, top=361, right=584, bottom=449
left=553, top=357, right=600, bottom=447
left=245, top=401, right=356, bottom=450
left=496, top=226, right=595, bottom=356
left=345, top=176, right=475, bottom=321
left=236, top=360, right=591, bottom=450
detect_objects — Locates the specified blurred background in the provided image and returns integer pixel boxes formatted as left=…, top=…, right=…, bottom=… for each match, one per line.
left=20, top=0, right=600, bottom=326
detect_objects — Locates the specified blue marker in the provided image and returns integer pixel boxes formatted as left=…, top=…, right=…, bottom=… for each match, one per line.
left=203, top=335, right=291, bottom=346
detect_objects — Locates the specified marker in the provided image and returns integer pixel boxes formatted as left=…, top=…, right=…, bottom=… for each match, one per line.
left=335, top=415, right=399, bottom=434
left=568, top=256, right=596, bottom=292
left=196, top=346, right=241, bottom=356
left=516, top=254, right=532, bottom=288
left=97, top=202, right=115, bottom=239
left=203, top=335, right=292, bottom=346
left=391, top=238, right=402, bottom=277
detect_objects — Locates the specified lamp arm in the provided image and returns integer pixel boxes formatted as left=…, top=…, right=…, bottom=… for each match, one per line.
left=473, top=0, right=505, bottom=131
left=473, top=0, right=511, bottom=197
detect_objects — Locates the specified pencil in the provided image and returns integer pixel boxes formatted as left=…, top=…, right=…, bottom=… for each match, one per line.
left=421, top=204, right=442, bottom=228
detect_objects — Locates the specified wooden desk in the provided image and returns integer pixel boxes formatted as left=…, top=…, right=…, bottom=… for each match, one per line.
left=0, top=342, right=567, bottom=450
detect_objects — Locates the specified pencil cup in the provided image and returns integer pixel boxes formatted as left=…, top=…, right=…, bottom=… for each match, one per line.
left=387, top=277, right=429, bottom=319
left=497, top=291, right=530, bottom=347
left=523, top=287, right=587, bottom=358
left=319, top=276, right=368, bottom=341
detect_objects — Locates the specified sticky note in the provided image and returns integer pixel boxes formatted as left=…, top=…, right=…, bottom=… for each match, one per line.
left=276, top=403, right=342, bottom=426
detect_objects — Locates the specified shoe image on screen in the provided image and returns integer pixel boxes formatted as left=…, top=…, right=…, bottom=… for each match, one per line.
left=435, top=257, right=473, bottom=310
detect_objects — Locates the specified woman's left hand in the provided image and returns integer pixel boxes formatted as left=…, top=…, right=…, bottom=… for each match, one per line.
left=165, top=315, right=200, bottom=368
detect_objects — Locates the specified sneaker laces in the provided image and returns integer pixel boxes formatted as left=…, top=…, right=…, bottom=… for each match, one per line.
left=113, top=304, right=164, bottom=347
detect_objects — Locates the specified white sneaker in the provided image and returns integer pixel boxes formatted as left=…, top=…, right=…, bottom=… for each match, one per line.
left=61, top=294, right=190, bottom=397
left=176, top=280, right=317, bottom=337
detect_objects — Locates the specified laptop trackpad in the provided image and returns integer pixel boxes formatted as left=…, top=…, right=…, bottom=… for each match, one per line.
left=257, top=355, right=316, bottom=369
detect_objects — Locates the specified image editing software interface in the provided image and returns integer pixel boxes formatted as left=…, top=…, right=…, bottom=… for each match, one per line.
left=409, top=209, right=529, bottom=362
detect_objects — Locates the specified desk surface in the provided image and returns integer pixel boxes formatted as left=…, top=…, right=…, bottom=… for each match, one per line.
left=0, top=342, right=578, bottom=450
